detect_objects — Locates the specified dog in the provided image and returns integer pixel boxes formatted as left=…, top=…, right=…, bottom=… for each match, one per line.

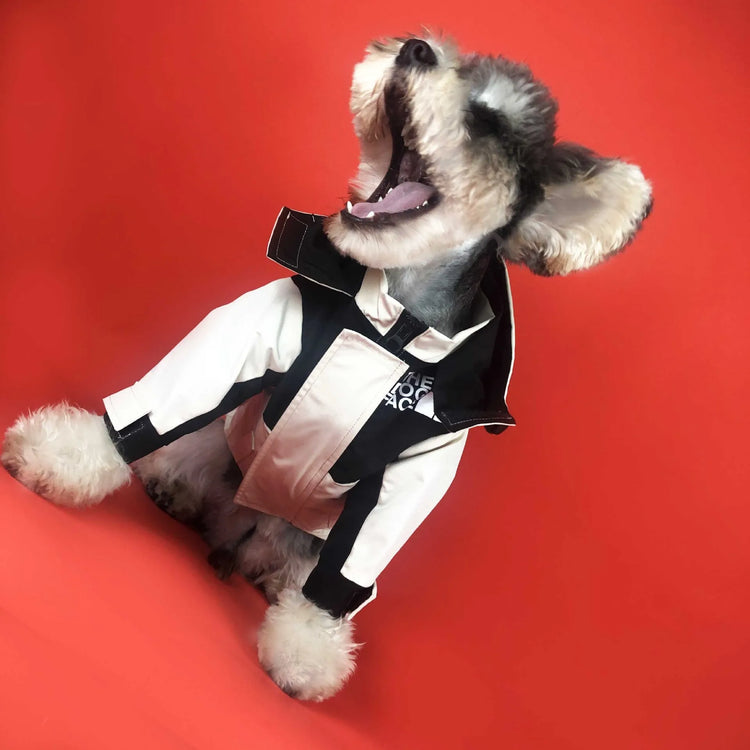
left=1, top=34, right=652, bottom=701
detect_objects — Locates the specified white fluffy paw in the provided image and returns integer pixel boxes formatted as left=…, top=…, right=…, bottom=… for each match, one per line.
left=257, top=589, right=359, bottom=701
left=1, top=403, right=130, bottom=507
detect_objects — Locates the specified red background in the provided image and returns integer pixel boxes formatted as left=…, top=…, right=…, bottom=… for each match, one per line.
left=1, top=1, right=748, bottom=748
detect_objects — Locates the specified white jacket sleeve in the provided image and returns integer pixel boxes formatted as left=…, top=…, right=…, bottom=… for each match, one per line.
left=103, top=278, right=302, bottom=461
left=342, top=430, right=468, bottom=586
left=302, top=429, right=469, bottom=617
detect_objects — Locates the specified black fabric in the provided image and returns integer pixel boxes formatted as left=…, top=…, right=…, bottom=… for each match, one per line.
left=302, top=470, right=384, bottom=617
left=480, top=253, right=516, bottom=419
left=266, top=208, right=366, bottom=296
left=104, top=372, right=281, bottom=463
left=433, top=255, right=516, bottom=432
left=104, top=412, right=162, bottom=465
left=316, top=469, right=384, bottom=570
left=302, top=564, right=374, bottom=619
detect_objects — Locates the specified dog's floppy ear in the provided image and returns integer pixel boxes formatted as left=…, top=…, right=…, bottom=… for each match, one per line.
left=502, top=143, right=652, bottom=276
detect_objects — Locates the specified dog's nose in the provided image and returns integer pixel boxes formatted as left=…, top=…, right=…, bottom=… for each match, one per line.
left=395, top=39, right=438, bottom=69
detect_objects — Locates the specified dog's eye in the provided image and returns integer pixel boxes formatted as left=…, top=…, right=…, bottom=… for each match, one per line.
left=466, top=102, right=503, bottom=139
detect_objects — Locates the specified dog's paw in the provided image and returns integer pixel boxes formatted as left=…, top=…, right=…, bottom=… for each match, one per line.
left=207, top=545, right=238, bottom=580
left=141, top=475, right=205, bottom=530
left=1, top=403, right=130, bottom=507
left=257, top=589, right=359, bottom=701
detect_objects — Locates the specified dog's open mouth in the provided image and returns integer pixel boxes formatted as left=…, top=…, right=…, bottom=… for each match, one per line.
left=343, top=85, right=439, bottom=225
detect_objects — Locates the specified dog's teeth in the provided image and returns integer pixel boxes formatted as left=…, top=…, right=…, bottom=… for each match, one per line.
left=346, top=201, right=353, bottom=213
left=378, top=196, right=383, bottom=202
left=422, top=201, right=428, bottom=206
left=387, top=188, right=393, bottom=195
left=366, top=211, right=375, bottom=218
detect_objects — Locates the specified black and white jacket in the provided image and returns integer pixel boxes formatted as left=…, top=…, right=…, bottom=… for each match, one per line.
left=103, top=208, right=516, bottom=618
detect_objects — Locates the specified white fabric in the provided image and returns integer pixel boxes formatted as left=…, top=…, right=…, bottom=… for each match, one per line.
left=354, top=268, right=404, bottom=335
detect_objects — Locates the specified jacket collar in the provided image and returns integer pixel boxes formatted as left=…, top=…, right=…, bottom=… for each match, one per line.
left=352, top=268, right=496, bottom=363
left=266, top=206, right=516, bottom=432
left=266, top=207, right=366, bottom=295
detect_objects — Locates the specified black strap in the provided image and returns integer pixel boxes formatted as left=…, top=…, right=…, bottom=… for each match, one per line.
left=376, top=309, right=428, bottom=355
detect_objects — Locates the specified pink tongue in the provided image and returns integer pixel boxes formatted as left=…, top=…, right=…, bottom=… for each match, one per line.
left=351, top=182, right=435, bottom=218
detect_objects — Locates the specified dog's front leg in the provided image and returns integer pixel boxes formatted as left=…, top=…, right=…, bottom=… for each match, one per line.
left=257, top=589, right=359, bottom=701
left=1, top=403, right=130, bottom=507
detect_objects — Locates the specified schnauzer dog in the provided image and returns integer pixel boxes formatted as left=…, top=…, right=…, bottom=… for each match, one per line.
left=1, top=34, right=651, bottom=700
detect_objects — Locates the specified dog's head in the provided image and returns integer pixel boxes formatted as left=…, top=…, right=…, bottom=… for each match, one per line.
left=324, top=34, right=652, bottom=275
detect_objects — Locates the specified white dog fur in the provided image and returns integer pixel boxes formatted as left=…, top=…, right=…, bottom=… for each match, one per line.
left=258, top=589, right=359, bottom=700
left=1, top=404, right=130, bottom=507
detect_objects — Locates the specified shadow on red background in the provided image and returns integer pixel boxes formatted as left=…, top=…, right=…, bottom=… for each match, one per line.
left=1, top=1, right=748, bottom=748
